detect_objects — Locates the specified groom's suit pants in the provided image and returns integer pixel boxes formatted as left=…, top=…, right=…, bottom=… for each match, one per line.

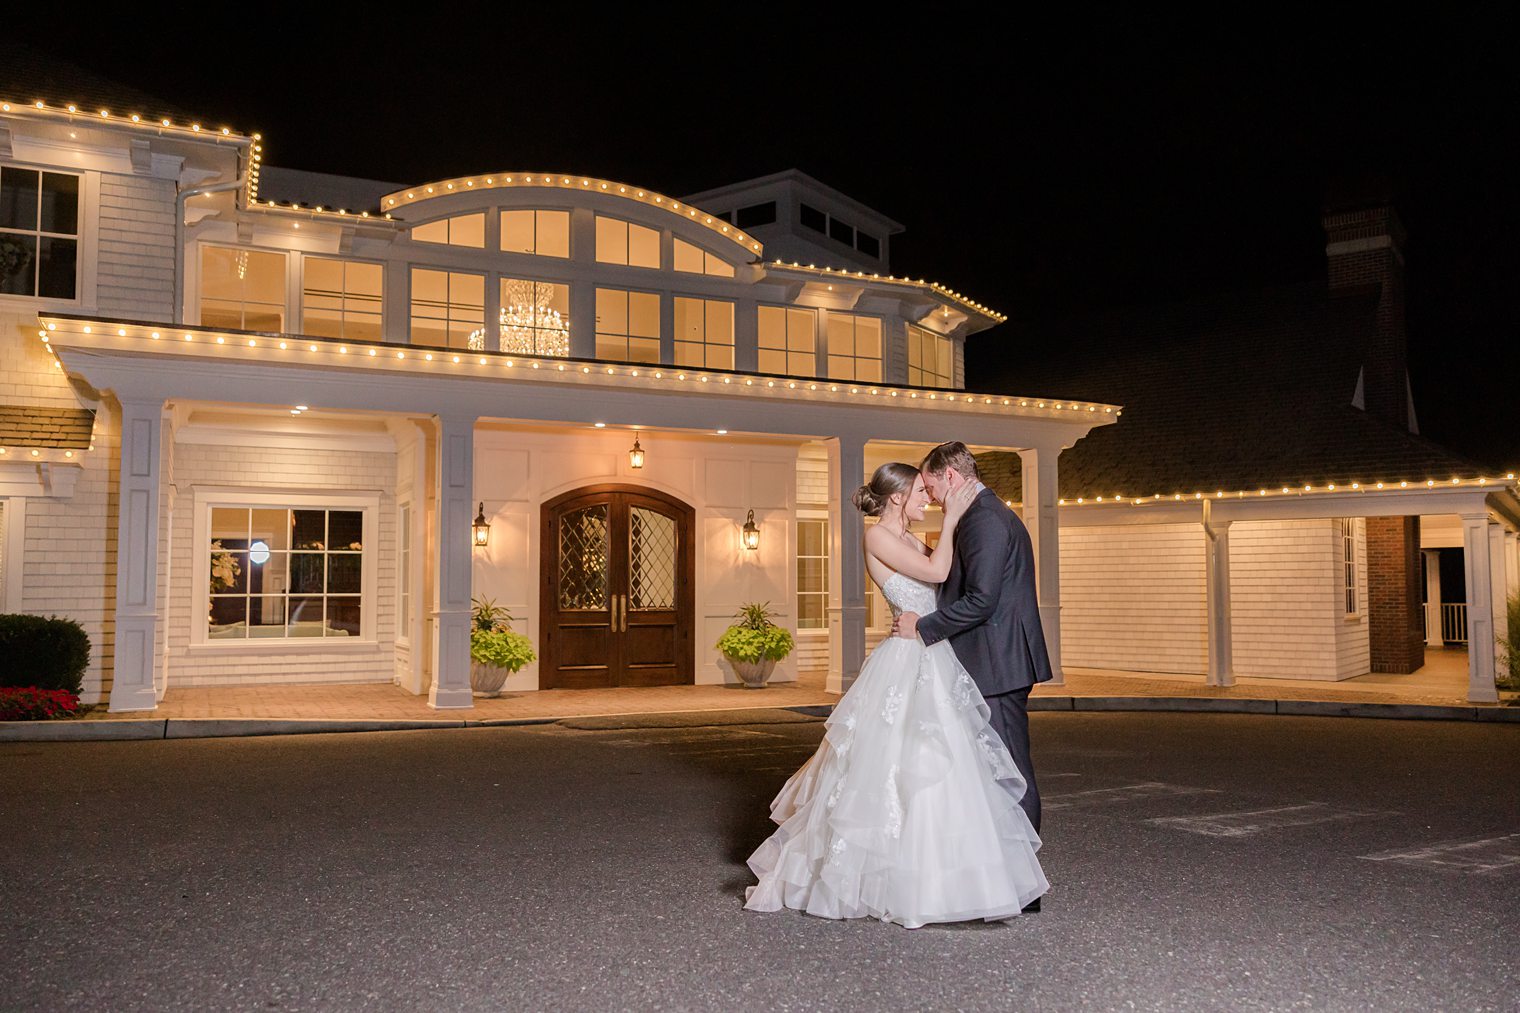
left=986, top=686, right=1040, bottom=832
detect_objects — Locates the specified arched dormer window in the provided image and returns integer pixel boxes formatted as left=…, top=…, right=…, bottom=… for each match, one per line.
left=410, top=213, right=486, bottom=249
left=673, top=237, right=735, bottom=278
left=595, top=216, right=660, bottom=269
left=500, top=210, right=570, bottom=257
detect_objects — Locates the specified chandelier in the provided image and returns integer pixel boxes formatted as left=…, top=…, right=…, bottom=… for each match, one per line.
left=468, top=280, right=569, bottom=357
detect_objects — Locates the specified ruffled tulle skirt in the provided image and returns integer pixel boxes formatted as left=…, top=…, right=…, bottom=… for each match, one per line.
left=744, top=637, right=1048, bottom=928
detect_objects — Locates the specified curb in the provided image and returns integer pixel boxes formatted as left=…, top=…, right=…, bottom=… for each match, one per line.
left=1, top=697, right=1515, bottom=742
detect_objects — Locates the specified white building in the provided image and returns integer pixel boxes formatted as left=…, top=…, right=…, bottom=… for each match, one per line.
left=1, top=61, right=1514, bottom=713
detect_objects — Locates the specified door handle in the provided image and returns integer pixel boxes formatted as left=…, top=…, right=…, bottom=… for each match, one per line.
left=611, top=594, right=621, bottom=633
left=620, top=595, right=630, bottom=633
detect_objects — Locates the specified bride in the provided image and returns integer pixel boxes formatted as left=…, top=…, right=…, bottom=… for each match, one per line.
left=743, top=462, right=1049, bottom=928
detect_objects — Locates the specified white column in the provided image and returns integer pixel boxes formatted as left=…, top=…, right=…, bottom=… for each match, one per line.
left=109, top=398, right=164, bottom=712
left=1506, top=530, right=1519, bottom=599
left=826, top=435, right=867, bottom=695
left=1461, top=514, right=1499, bottom=704
left=429, top=413, right=477, bottom=709
left=1489, top=521, right=1508, bottom=679
left=1017, top=446, right=1064, bottom=684
left=1422, top=549, right=1444, bottom=647
left=1203, top=503, right=1235, bottom=687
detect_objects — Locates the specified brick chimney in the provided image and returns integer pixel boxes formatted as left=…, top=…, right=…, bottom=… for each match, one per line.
left=1322, top=201, right=1411, bottom=432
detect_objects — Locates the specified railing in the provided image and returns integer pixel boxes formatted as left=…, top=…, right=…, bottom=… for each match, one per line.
left=1425, top=603, right=1468, bottom=645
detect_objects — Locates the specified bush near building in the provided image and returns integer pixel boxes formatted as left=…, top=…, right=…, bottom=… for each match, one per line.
left=0, top=614, right=91, bottom=694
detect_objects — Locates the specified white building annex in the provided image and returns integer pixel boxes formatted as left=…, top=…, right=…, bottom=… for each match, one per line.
left=1, top=55, right=1515, bottom=714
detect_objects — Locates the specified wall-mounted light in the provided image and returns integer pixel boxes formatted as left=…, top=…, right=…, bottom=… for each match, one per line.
left=629, top=436, right=645, bottom=470
left=741, top=509, right=760, bottom=551
left=472, top=503, right=490, bottom=548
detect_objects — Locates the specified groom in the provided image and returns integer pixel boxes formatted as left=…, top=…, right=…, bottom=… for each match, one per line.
left=894, top=442, right=1053, bottom=850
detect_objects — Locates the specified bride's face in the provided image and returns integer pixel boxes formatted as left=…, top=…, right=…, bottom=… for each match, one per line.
left=901, top=474, right=930, bottom=523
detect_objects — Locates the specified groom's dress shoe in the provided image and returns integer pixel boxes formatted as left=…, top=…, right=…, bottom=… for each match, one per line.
left=1021, top=898, right=1041, bottom=914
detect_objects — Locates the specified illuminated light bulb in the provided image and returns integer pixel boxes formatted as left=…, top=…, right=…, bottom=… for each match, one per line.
left=1282, top=487, right=1290, bottom=494
left=117, top=328, right=126, bottom=336
left=767, top=381, right=774, bottom=387
left=478, top=357, right=487, bottom=365
left=1451, top=477, right=1460, bottom=484
left=677, top=373, right=686, bottom=380
left=64, top=450, right=73, bottom=458
left=723, top=377, right=730, bottom=384
left=248, top=339, right=257, bottom=347
left=788, top=382, right=796, bottom=389
left=151, top=332, right=160, bottom=339
left=506, top=360, right=515, bottom=367
left=745, top=379, right=753, bottom=386
left=425, top=353, right=433, bottom=361
left=594, top=422, right=605, bottom=428
left=1259, top=489, right=1266, bottom=496
left=368, top=349, right=377, bottom=356
left=1375, top=482, right=1383, bottom=489
left=1426, top=479, right=1434, bottom=487
left=396, top=351, right=405, bottom=359
left=582, top=366, right=591, bottom=373
left=558, top=363, right=567, bottom=371
left=216, top=337, right=224, bottom=344
left=631, top=370, right=639, bottom=377
left=184, top=334, right=193, bottom=341
left=1351, top=482, right=1360, bottom=489
left=82, top=326, right=91, bottom=333
left=1328, top=484, right=1336, bottom=491
left=1400, top=481, right=1408, bottom=487
left=279, top=341, right=288, bottom=350
left=339, top=346, right=348, bottom=354
left=453, top=356, right=461, bottom=363
left=1303, top=485, right=1311, bottom=492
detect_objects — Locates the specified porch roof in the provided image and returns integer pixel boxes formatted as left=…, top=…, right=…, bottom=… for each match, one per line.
left=39, top=314, right=1119, bottom=452
left=0, top=404, right=95, bottom=449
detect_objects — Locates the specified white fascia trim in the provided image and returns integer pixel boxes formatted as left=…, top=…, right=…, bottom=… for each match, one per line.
left=0, top=460, right=83, bottom=498
left=174, top=424, right=396, bottom=454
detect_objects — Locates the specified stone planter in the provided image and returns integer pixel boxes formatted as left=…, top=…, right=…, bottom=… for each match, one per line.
left=470, top=661, right=512, bottom=697
left=729, top=657, right=777, bottom=689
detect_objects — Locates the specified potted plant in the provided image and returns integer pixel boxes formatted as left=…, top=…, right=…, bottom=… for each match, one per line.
left=469, top=596, right=536, bottom=697
left=716, top=602, right=795, bottom=689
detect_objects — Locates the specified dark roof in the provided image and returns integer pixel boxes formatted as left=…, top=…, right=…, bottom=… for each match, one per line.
left=0, top=43, right=202, bottom=124
left=0, top=405, right=96, bottom=449
left=971, top=283, right=1494, bottom=501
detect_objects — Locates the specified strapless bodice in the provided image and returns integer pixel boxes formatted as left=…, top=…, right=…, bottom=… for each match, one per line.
left=879, top=571, right=938, bottom=618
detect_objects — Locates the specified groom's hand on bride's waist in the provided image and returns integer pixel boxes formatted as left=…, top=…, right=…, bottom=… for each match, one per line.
left=894, top=612, right=920, bottom=639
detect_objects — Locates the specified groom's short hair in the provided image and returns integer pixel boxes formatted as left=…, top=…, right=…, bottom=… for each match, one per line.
left=921, top=442, right=980, bottom=481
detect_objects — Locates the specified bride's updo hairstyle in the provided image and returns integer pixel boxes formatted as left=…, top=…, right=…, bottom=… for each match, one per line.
left=852, top=462, right=919, bottom=517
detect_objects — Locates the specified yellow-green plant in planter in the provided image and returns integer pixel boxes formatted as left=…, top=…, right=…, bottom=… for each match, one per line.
left=717, top=602, right=794, bottom=689
left=469, top=596, right=536, bottom=697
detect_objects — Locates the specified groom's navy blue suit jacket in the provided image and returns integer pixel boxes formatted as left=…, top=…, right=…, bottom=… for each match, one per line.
left=916, top=488, right=1054, bottom=697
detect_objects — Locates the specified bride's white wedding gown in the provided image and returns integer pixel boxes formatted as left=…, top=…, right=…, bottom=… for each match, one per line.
left=744, top=571, right=1049, bottom=928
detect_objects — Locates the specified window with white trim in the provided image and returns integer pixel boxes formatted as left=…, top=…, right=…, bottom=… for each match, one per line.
left=826, top=313, right=882, bottom=382
left=758, top=305, right=816, bottom=376
left=501, top=210, right=570, bottom=257
left=0, top=165, right=78, bottom=299
left=674, top=296, right=734, bottom=370
left=673, top=237, right=735, bottom=278
left=303, top=257, right=383, bottom=342
left=411, top=268, right=485, bottom=348
left=907, top=324, right=954, bottom=387
left=497, top=277, right=570, bottom=356
left=796, top=518, right=829, bottom=629
left=200, top=246, right=286, bottom=331
left=1339, top=517, right=1359, bottom=615
left=595, top=216, right=660, bottom=268
left=207, top=506, right=366, bottom=640
left=411, top=213, right=486, bottom=248
left=595, top=287, right=661, bottom=363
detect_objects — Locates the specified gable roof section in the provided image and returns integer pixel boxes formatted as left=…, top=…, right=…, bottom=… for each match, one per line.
left=971, top=284, right=1495, bottom=501
left=0, top=405, right=95, bottom=449
left=0, top=43, right=202, bottom=125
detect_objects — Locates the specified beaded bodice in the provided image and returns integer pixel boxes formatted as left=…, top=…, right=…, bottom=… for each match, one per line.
left=879, top=571, right=938, bottom=619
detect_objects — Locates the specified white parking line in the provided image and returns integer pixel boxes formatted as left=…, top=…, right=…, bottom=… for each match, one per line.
left=1360, top=834, right=1520, bottom=875
left=1148, top=803, right=1381, bottom=838
left=1043, top=782, right=1219, bottom=810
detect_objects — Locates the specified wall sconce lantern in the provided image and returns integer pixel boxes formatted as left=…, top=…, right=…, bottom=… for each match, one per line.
left=629, top=436, right=645, bottom=470
left=472, top=502, right=490, bottom=548
left=741, top=509, right=761, bottom=551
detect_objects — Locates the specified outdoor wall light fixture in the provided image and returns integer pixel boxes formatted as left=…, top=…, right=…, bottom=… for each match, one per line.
left=472, top=503, right=490, bottom=548
left=742, top=510, right=761, bottom=551
left=629, top=436, right=645, bottom=469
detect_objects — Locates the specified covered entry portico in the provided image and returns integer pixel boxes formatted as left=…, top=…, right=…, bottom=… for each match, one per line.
left=43, top=315, right=1117, bottom=711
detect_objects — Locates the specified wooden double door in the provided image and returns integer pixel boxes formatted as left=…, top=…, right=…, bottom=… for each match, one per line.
left=539, top=485, right=695, bottom=688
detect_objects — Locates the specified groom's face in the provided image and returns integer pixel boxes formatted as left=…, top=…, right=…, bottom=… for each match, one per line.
left=922, top=467, right=953, bottom=504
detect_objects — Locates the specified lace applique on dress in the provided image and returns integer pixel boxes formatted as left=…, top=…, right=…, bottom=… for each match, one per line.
left=883, top=686, right=903, bottom=725
left=885, top=764, right=902, bottom=839
left=954, top=672, right=975, bottom=708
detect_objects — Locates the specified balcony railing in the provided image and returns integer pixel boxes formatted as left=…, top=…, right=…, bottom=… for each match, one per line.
left=1424, top=602, right=1468, bottom=645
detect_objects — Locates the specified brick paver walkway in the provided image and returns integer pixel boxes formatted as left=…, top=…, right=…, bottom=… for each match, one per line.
left=84, top=648, right=1506, bottom=721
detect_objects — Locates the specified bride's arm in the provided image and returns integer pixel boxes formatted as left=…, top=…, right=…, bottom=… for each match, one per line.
left=863, top=484, right=975, bottom=583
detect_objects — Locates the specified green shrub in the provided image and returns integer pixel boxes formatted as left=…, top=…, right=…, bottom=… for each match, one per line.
left=1498, top=592, right=1520, bottom=690
left=716, top=602, right=794, bottom=664
left=469, top=628, right=536, bottom=672
left=0, top=614, right=90, bottom=693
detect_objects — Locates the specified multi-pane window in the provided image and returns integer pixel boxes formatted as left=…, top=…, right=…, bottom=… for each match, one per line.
left=410, top=213, right=486, bottom=248
left=208, top=507, right=363, bottom=640
left=410, top=268, right=485, bottom=348
left=674, top=297, right=734, bottom=370
left=673, top=238, right=736, bottom=278
left=595, top=216, right=660, bottom=268
left=501, top=210, right=570, bottom=257
left=908, top=324, right=954, bottom=387
left=595, top=288, right=661, bottom=363
left=758, top=306, right=816, bottom=376
left=826, top=313, right=882, bottom=382
left=302, top=257, right=383, bottom=342
left=398, top=502, right=412, bottom=641
left=200, top=246, right=286, bottom=331
left=0, top=166, right=78, bottom=299
left=497, top=278, right=570, bottom=356
left=1339, top=518, right=1358, bottom=615
left=797, top=519, right=829, bottom=629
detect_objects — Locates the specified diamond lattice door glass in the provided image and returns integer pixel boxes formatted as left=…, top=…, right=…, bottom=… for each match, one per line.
left=558, top=505, right=609, bottom=610
left=629, top=507, right=676, bottom=610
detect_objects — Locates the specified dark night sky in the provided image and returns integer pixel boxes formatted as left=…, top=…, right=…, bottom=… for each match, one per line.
left=13, top=11, right=1518, bottom=466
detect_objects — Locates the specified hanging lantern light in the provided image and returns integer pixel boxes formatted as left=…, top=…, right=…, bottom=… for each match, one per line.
left=741, top=509, right=760, bottom=551
left=472, top=502, right=490, bottom=548
left=629, top=436, right=645, bottom=470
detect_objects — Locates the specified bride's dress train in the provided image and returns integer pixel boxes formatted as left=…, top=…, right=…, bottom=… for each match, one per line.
left=744, top=572, right=1048, bottom=928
